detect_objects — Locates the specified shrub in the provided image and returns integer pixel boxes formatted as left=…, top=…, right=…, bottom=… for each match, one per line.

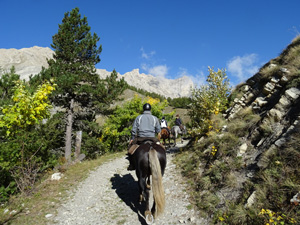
left=0, top=80, right=57, bottom=198
left=100, top=95, right=172, bottom=151
left=189, top=67, right=231, bottom=136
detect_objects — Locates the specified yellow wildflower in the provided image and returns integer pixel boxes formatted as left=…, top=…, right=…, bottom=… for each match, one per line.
left=219, top=217, right=225, bottom=221
left=277, top=215, right=283, bottom=220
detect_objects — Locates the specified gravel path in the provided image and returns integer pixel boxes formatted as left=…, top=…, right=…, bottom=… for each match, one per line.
left=50, top=141, right=208, bottom=225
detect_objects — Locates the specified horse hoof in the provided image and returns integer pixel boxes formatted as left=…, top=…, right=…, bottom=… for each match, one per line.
left=145, top=211, right=154, bottom=224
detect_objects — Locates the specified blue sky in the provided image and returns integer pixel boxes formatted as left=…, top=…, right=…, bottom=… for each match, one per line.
left=1, top=0, right=300, bottom=87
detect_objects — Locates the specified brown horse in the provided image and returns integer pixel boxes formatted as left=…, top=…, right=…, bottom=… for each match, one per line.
left=133, top=141, right=166, bottom=224
left=158, top=127, right=171, bottom=147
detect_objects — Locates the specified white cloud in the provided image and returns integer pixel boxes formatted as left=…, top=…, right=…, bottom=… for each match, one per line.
left=140, top=47, right=168, bottom=78
left=141, top=63, right=168, bottom=78
left=227, top=54, right=259, bottom=83
left=141, top=63, right=148, bottom=71
left=177, top=67, right=190, bottom=77
left=148, top=65, right=168, bottom=78
left=140, top=47, right=156, bottom=59
left=193, top=70, right=206, bottom=87
left=176, top=67, right=206, bottom=87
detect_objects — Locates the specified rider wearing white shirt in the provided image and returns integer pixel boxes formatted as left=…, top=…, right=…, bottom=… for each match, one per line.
left=160, top=116, right=170, bottom=135
left=160, top=116, right=168, bottom=128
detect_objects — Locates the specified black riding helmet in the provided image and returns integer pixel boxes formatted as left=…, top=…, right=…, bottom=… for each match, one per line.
left=143, top=103, right=151, bottom=111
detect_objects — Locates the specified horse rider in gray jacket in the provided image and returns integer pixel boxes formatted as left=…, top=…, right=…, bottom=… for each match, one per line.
left=127, top=103, right=161, bottom=170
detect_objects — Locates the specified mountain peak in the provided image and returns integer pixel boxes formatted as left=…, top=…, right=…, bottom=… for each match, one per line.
left=0, top=46, right=194, bottom=98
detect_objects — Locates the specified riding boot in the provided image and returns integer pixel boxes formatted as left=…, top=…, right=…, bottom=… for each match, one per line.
left=127, top=154, right=135, bottom=171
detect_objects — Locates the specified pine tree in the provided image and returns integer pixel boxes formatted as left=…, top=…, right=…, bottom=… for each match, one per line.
left=0, top=67, right=20, bottom=106
left=40, top=7, right=126, bottom=161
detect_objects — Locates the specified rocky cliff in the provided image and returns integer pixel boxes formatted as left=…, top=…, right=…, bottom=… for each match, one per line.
left=0, top=47, right=193, bottom=98
left=176, top=36, right=300, bottom=224
left=226, top=36, right=300, bottom=170
left=0, top=46, right=53, bottom=78
left=216, top=35, right=300, bottom=222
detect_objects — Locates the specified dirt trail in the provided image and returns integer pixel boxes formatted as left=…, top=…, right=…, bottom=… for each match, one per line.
left=50, top=141, right=208, bottom=225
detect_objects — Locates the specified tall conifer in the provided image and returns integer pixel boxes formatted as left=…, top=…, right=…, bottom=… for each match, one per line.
left=44, top=7, right=126, bottom=161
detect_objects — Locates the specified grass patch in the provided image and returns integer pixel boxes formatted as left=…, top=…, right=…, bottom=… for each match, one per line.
left=227, top=107, right=260, bottom=137
left=260, top=64, right=280, bottom=79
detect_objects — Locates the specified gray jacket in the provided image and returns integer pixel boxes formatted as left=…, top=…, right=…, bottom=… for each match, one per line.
left=131, top=111, right=161, bottom=140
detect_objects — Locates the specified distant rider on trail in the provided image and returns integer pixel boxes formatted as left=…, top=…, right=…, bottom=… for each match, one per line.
left=160, top=116, right=170, bottom=135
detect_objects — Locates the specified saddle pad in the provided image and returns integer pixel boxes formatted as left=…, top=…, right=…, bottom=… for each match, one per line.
left=128, top=144, right=139, bottom=155
left=129, top=143, right=166, bottom=155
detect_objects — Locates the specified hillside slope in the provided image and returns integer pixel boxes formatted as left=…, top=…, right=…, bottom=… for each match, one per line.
left=176, top=36, right=300, bottom=224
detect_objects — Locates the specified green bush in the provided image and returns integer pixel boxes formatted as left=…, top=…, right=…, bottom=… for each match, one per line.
left=100, top=95, right=171, bottom=151
left=189, top=67, right=231, bottom=136
left=168, top=97, right=192, bottom=108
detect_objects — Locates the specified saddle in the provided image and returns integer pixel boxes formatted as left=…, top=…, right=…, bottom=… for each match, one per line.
left=179, top=124, right=184, bottom=131
left=128, top=139, right=166, bottom=155
left=161, top=127, right=170, bottom=135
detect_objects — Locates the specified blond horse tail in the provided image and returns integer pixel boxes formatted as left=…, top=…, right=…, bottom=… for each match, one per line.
left=149, top=147, right=165, bottom=217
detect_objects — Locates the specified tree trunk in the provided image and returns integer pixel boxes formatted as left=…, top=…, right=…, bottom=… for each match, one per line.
left=75, top=131, right=82, bottom=160
left=65, top=98, right=74, bottom=162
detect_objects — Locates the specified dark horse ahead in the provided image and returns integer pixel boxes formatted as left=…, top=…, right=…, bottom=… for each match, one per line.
left=133, top=140, right=167, bottom=224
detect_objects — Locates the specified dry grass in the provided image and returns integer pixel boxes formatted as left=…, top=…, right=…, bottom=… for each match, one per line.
left=227, top=107, right=260, bottom=137
left=224, top=171, right=238, bottom=188
left=0, top=151, right=125, bottom=225
left=260, top=64, right=280, bottom=79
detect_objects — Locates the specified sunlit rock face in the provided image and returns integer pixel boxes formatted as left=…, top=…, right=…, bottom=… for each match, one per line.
left=0, top=47, right=194, bottom=98
left=0, top=46, right=54, bottom=80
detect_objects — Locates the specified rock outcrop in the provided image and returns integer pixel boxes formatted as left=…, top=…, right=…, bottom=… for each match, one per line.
left=226, top=60, right=300, bottom=170
left=0, top=47, right=194, bottom=98
left=218, top=36, right=300, bottom=213
left=0, top=46, right=53, bottom=80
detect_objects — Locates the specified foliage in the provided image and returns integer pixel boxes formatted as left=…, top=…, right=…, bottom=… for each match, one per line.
left=30, top=7, right=127, bottom=111
left=168, top=96, right=192, bottom=108
left=100, top=95, right=170, bottom=151
left=0, top=66, right=20, bottom=106
left=78, top=120, right=105, bottom=158
left=286, top=73, right=300, bottom=89
left=0, top=80, right=57, bottom=200
left=188, top=67, right=231, bottom=136
left=29, top=7, right=127, bottom=160
left=127, top=84, right=166, bottom=102
left=49, top=7, right=101, bottom=82
left=259, top=208, right=297, bottom=225
left=0, top=80, right=56, bottom=136
left=0, top=113, right=65, bottom=201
